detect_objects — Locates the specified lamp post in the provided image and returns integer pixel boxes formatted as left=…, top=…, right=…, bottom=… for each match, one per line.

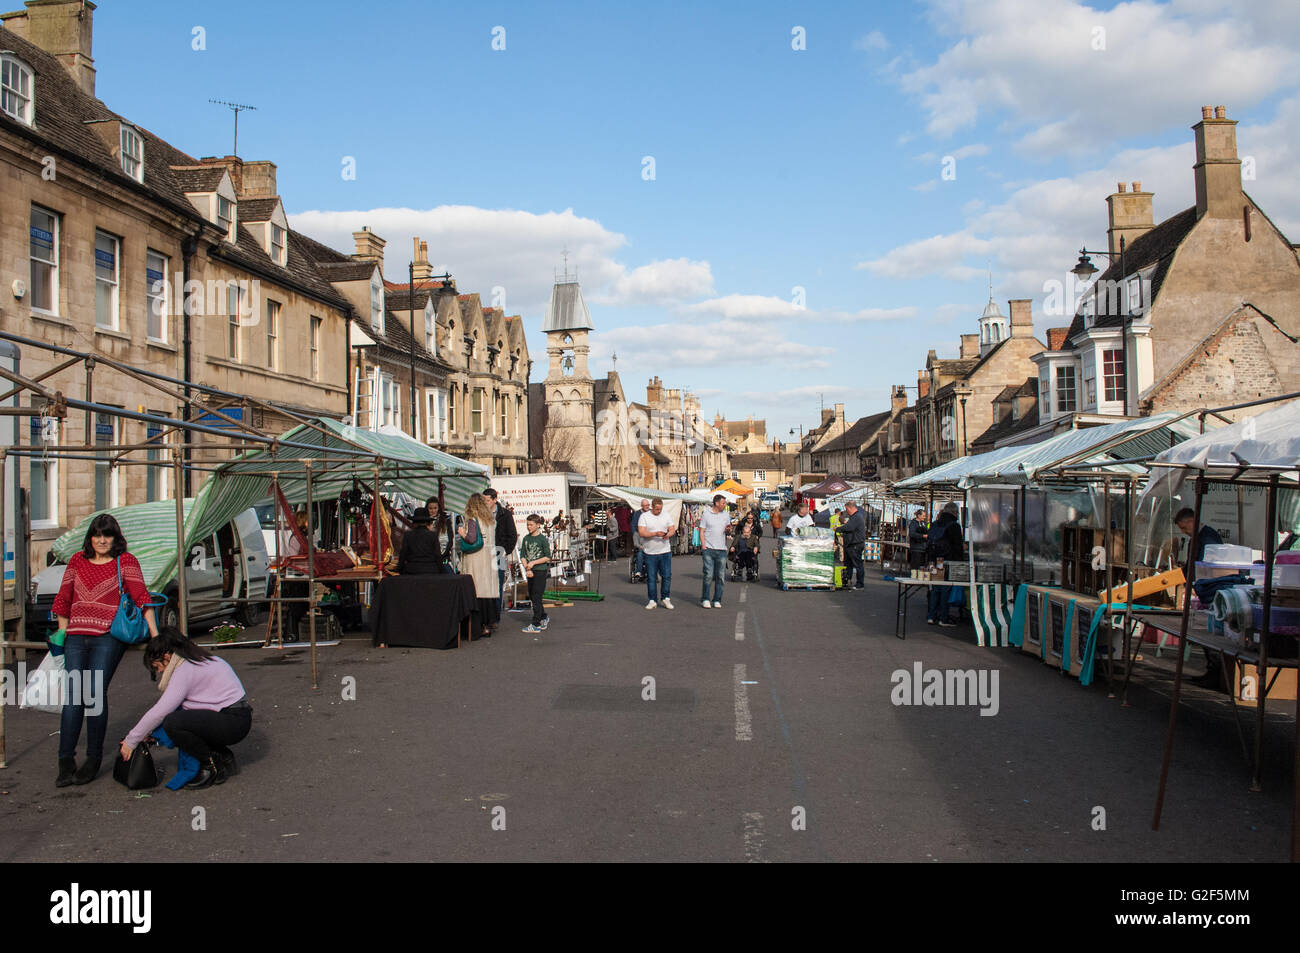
left=959, top=392, right=969, bottom=457
left=1071, top=236, right=1129, bottom=416
left=407, top=262, right=453, bottom=440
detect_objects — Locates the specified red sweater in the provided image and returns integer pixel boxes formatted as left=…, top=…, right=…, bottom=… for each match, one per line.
left=51, top=552, right=151, bottom=636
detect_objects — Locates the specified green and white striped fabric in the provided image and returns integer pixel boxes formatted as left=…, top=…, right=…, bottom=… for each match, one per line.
left=970, top=583, right=1015, bottom=647
left=50, top=499, right=195, bottom=592
left=147, top=419, right=490, bottom=589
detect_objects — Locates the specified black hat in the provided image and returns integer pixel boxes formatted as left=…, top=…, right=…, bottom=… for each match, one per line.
left=411, top=507, right=433, bottom=525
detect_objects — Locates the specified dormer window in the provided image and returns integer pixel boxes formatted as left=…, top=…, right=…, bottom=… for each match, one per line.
left=369, top=270, right=384, bottom=331
left=1125, top=275, right=1143, bottom=315
left=216, top=195, right=235, bottom=242
left=270, top=223, right=286, bottom=265
left=1, top=53, right=33, bottom=126
left=119, top=125, right=144, bottom=182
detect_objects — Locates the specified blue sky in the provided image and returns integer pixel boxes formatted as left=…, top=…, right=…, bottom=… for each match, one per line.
left=91, top=0, right=1300, bottom=441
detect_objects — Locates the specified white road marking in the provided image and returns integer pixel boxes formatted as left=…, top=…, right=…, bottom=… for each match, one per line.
left=739, top=587, right=747, bottom=604
left=743, top=811, right=767, bottom=863
left=735, top=611, right=745, bottom=641
left=734, top=663, right=753, bottom=741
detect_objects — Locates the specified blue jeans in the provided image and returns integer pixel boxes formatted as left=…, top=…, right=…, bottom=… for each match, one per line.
left=644, top=552, right=671, bottom=602
left=701, top=549, right=726, bottom=603
left=928, top=586, right=963, bottom=622
left=632, top=547, right=645, bottom=577
left=497, top=567, right=506, bottom=613
left=59, top=634, right=127, bottom=761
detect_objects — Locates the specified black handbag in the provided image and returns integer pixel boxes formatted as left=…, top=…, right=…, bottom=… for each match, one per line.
left=112, top=742, right=160, bottom=790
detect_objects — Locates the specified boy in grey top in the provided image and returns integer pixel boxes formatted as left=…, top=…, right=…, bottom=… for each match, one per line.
left=698, top=495, right=732, bottom=608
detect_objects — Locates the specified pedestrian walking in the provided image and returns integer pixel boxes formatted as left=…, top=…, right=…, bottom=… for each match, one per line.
left=638, top=498, right=676, bottom=609
left=519, top=515, right=551, bottom=636
left=698, top=494, right=732, bottom=608
left=629, top=498, right=650, bottom=581
left=836, top=500, right=867, bottom=589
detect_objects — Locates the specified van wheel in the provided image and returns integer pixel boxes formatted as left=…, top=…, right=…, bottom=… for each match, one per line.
left=239, top=600, right=265, bottom=627
left=159, top=594, right=181, bottom=632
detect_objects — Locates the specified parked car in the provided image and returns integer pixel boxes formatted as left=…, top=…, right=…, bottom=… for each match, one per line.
left=759, top=491, right=782, bottom=510
left=27, top=504, right=269, bottom=639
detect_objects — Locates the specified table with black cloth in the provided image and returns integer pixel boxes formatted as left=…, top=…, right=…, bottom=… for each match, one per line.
left=370, top=573, right=477, bottom=649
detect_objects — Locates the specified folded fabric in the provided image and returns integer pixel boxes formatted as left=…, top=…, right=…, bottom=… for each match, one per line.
left=152, top=726, right=200, bottom=790
left=1211, top=585, right=1255, bottom=633
left=1193, top=573, right=1252, bottom=605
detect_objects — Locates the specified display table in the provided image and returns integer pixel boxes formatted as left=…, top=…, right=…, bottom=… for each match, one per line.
left=371, top=573, right=477, bottom=650
left=894, top=579, right=972, bottom=640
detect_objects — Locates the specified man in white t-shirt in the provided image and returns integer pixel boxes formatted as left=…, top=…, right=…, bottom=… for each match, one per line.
left=637, top=498, right=676, bottom=609
left=697, top=494, right=733, bottom=608
left=786, top=501, right=814, bottom=535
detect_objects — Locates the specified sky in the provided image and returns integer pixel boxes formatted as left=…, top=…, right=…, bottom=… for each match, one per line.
left=89, top=0, right=1300, bottom=443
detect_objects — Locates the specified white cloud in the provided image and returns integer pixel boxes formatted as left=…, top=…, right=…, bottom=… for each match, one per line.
left=910, top=179, right=939, bottom=193
left=681, top=294, right=804, bottom=320
left=593, top=319, right=834, bottom=371
left=590, top=258, right=716, bottom=307
left=897, top=0, right=1298, bottom=155
left=855, top=30, right=889, bottom=52
left=857, top=232, right=996, bottom=280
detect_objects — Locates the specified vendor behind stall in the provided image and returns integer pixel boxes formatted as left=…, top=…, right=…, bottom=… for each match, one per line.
left=908, top=508, right=929, bottom=569
left=395, top=508, right=444, bottom=575
left=1175, top=507, right=1227, bottom=689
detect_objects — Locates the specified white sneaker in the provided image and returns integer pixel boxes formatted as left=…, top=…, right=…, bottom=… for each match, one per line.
left=712, top=601, right=723, bottom=608
left=645, top=600, right=656, bottom=610
left=661, top=598, right=674, bottom=610
left=701, top=600, right=712, bottom=609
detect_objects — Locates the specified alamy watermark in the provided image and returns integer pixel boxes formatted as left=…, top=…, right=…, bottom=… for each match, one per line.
left=890, top=662, right=999, bottom=716
left=3, top=663, right=103, bottom=715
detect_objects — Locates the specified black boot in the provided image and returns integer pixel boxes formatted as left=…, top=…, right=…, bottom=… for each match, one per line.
left=56, top=757, right=77, bottom=788
left=215, top=748, right=238, bottom=777
left=184, top=757, right=224, bottom=789
left=72, top=757, right=101, bottom=785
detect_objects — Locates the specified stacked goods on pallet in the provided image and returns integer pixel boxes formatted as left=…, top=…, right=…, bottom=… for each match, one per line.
left=778, top=530, right=835, bottom=589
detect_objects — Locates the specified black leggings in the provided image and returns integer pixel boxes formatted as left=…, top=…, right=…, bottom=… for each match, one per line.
left=163, top=704, right=252, bottom=762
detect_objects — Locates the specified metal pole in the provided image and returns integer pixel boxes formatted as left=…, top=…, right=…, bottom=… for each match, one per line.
left=1119, top=478, right=1137, bottom=706
left=305, top=461, right=318, bottom=690
left=172, top=446, right=188, bottom=635
left=1153, top=473, right=1205, bottom=830
left=1252, top=475, right=1278, bottom=793
left=1103, top=476, right=1115, bottom=692
left=409, top=263, right=418, bottom=436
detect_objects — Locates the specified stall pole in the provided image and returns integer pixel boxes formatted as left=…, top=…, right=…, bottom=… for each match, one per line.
left=265, top=471, right=284, bottom=648
left=1252, top=475, right=1279, bottom=793
left=172, top=446, right=188, bottom=635
left=305, top=461, right=318, bottom=690
left=1103, top=476, right=1115, bottom=692
left=1119, top=477, right=1137, bottom=707
left=1153, top=473, right=1205, bottom=830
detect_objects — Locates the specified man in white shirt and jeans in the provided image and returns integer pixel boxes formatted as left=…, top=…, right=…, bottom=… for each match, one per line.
left=698, top=494, right=733, bottom=608
left=638, top=498, right=676, bottom=609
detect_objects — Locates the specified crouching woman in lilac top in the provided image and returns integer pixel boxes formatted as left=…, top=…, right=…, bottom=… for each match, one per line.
left=119, top=628, right=252, bottom=789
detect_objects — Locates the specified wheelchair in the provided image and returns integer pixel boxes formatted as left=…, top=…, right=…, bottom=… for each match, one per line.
left=729, top=546, right=760, bottom=582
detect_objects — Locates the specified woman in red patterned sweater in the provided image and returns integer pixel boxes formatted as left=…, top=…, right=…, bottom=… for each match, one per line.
left=51, top=514, right=158, bottom=786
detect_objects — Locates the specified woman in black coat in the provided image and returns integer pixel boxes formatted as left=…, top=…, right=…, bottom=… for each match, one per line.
left=396, top=508, right=445, bottom=575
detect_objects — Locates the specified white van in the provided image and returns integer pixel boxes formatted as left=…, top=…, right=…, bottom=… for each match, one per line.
left=28, top=506, right=269, bottom=638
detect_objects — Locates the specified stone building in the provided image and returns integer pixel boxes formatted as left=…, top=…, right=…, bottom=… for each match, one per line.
left=730, top=447, right=796, bottom=493
left=714, top=414, right=769, bottom=454
left=914, top=297, right=1046, bottom=469
left=0, top=1, right=349, bottom=565
left=529, top=275, right=633, bottom=483
left=859, top=386, right=918, bottom=482
left=1036, top=106, right=1300, bottom=431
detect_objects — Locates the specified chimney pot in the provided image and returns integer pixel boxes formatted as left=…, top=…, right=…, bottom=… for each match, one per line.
left=1117, top=182, right=1126, bottom=193
left=1132, top=180, right=1141, bottom=192
left=1202, top=105, right=1213, bottom=119
left=1215, top=105, right=1226, bottom=119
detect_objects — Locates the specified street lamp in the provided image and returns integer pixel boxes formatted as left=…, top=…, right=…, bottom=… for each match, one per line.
left=408, top=261, right=453, bottom=438
left=1071, top=236, right=1129, bottom=416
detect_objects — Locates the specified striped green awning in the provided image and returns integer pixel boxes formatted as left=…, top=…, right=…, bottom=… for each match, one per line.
left=50, top=499, right=196, bottom=591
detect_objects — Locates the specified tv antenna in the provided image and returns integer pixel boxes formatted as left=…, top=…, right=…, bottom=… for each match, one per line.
left=209, top=99, right=258, bottom=156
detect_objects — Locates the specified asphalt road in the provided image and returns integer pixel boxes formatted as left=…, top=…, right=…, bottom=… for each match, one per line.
left=1, top=559, right=1294, bottom=862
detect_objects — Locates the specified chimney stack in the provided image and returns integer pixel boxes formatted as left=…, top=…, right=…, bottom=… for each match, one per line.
left=412, top=236, right=433, bottom=281
left=200, top=155, right=243, bottom=196
left=891, top=385, right=908, bottom=414
left=959, top=333, right=980, bottom=360
left=1, top=0, right=97, bottom=96
left=917, top=369, right=931, bottom=400
left=352, top=227, right=386, bottom=269
left=1193, top=105, right=1242, bottom=220
left=1008, top=299, right=1034, bottom=337
left=1107, top=180, right=1154, bottom=256
left=240, top=160, right=277, bottom=198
